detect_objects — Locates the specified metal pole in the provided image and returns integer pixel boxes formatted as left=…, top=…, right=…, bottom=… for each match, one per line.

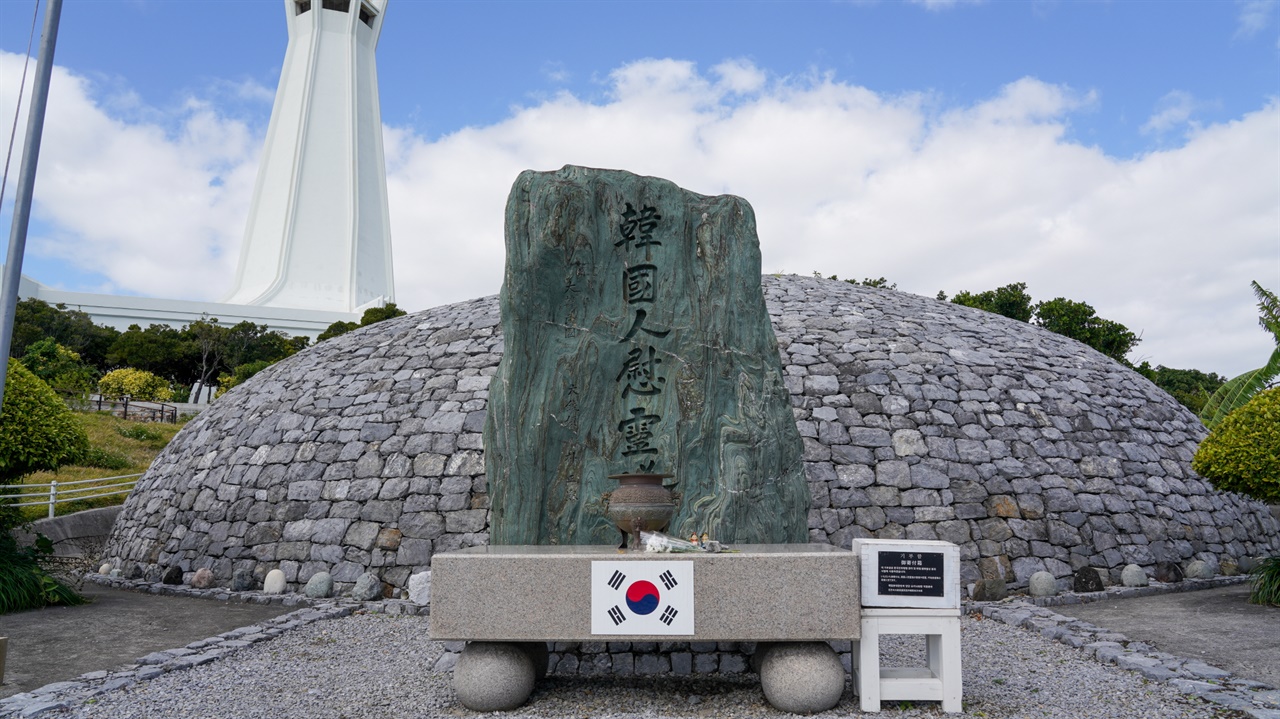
left=48, top=480, right=57, bottom=519
left=0, top=0, right=64, bottom=411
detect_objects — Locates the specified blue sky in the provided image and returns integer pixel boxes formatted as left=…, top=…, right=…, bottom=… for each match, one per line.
left=1, top=0, right=1278, bottom=376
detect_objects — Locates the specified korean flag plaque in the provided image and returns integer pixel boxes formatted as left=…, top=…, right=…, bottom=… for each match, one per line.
left=591, top=561, right=694, bottom=635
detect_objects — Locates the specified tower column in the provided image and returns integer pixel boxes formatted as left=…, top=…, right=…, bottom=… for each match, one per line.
left=224, top=0, right=394, bottom=313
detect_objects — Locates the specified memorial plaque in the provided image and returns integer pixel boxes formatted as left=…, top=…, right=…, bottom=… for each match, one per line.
left=854, top=538, right=960, bottom=609
left=877, top=551, right=945, bottom=597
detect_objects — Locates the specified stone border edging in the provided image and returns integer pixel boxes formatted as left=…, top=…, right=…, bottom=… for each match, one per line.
left=968, top=579, right=1280, bottom=719
left=0, top=574, right=430, bottom=719
left=970, top=574, right=1251, bottom=609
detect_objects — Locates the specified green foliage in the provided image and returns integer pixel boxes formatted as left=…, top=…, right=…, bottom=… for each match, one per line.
left=1192, top=387, right=1280, bottom=504
left=1033, top=297, right=1140, bottom=362
left=1199, top=281, right=1280, bottom=429
left=216, top=359, right=275, bottom=397
left=951, top=282, right=1034, bottom=322
left=0, top=531, right=84, bottom=614
left=19, top=337, right=99, bottom=398
left=106, top=324, right=187, bottom=381
left=318, top=321, right=359, bottom=342
left=10, top=298, right=119, bottom=369
left=78, top=446, right=132, bottom=470
left=0, top=361, right=91, bottom=485
left=318, top=303, right=408, bottom=343
left=117, top=425, right=163, bottom=442
left=98, top=368, right=174, bottom=402
left=851, top=277, right=897, bottom=290
left=1135, top=363, right=1226, bottom=414
left=359, top=302, right=407, bottom=325
left=1249, top=555, right=1280, bottom=607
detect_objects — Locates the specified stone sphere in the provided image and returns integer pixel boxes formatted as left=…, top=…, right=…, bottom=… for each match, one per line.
left=1185, top=559, right=1214, bottom=579
left=759, top=642, right=845, bottom=714
left=1028, top=570, right=1057, bottom=597
left=304, top=571, right=333, bottom=598
left=453, top=642, right=535, bottom=712
left=1121, top=564, right=1149, bottom=587
left=102, top=275, right=1280, bottom=592
left=263, top=568, right=286, bottom=594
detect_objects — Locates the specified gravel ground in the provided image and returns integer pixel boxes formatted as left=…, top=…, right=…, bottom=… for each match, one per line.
left=48, top=612, right=1242, bottom=719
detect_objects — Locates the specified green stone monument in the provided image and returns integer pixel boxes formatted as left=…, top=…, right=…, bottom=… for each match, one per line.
left=485, top=166, right=808, bottom=545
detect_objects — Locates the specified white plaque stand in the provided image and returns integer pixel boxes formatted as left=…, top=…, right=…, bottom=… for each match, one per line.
left=851, top=539, right=963, bottom=713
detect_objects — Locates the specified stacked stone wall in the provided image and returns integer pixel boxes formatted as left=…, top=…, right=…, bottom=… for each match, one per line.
left=103, top=276, right=1280, bottom=593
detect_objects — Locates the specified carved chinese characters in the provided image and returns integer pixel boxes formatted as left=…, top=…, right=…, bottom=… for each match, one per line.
left=486, top=166, right=808, bottom=546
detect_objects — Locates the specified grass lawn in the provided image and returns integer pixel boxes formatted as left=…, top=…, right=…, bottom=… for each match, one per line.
left=15, top=412, right=184, bottom=522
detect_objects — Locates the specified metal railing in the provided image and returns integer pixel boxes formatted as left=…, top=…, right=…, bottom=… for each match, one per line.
left=77, top=394, right=178, bottom=423
left=0, top=473, right=142, bottom=519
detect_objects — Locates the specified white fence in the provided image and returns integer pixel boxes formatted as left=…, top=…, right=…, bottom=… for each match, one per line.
left=1, top=473, right=142, bottom=519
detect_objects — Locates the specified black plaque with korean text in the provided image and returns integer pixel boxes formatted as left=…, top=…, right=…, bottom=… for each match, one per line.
left=878, top=551, right=945, bottom=597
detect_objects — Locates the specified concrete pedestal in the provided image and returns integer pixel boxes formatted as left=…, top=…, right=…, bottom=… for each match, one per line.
left=431, top=544, right=860, bottom=711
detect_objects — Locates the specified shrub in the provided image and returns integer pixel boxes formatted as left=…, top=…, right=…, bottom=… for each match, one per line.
left=19, top=337, right=99, bottom=398
left=216, top=359, right=275, bottom=397
left=117, top=425, right=163, bottom=442
left=1192, top=387, right=1280, bottom=504
left=79, top=446, right=132, bottom=470
left=1250, top=556, right=1280, bottom=607
left=0, top=361, right=90, bottom=484
left=98, top=368, right=173, bottom=402
left=0, top=532, right=84, bottom=613
left=0, top=361, right=87, bottom=613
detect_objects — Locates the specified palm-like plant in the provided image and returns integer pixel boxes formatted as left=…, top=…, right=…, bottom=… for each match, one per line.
left=1200, top=281, right=1280, bottom=429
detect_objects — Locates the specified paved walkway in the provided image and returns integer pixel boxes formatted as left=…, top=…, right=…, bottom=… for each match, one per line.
left=1050, top=583, right=1280, bottom=689
left=0, top=584, right=290, bottom=698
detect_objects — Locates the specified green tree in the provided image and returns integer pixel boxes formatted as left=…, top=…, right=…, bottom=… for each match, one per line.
left=107, top=324, right=187, bottom=381
left=359, top=302, right=407, bottom=325
left=11, top=298, right=119, bottom=369
left=19, top=338, right=100, bottom=398
left=1135, top=363, right=1226, bottom=414
left=0, top=361, right=90, bottom=482
left=216, top=360, right=275, bottom=397
left=950, top=282, right=1034, bottom=322
left=1033, top=297, right=1140, bottom=363
left=184, top=317, right=228, bottom=394
left=318, top=320, right=359, bottom=342
left=1200, top=281, right=1280, bottom=429
left=317, top=302, right=407, bottom=343
left=1192, top=387, right=1280, bottom=504
left=0, top=361, right=88, bottom=613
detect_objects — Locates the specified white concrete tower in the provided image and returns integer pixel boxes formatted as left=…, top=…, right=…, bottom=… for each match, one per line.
left=224, top=0, right=394, bottom=313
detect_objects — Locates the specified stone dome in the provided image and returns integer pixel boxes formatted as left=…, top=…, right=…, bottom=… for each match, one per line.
left=104, top=275, right=1280, bottom=592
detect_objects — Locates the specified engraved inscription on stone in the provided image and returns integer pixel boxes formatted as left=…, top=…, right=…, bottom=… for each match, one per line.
left=878, top=551, right=945, bottom=597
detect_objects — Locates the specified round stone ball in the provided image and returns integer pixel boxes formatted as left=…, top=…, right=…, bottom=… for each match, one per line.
left=759, top=642, right=845, bottom=714
left=304, top=572, right=334, bottom=599
left=1028, top=570, right=1057, bottom=597
left=1185, top=560, right=1209, bottom=579
left=1121, top=564, right=1149, bottom=587
left=263, top=569, right=286, bottom=594
left=98, top=563, right=112, bottom=575
left=453, top=642, right=536, bottom=712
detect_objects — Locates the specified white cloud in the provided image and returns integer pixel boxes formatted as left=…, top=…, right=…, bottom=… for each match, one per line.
left=0, top=51, right=259, bottom=300
left=1235, top=0, right=1275, bottom=38
left=3, top=53, right=1277, bottom=378
left=1142, top=90, right=1198, bottom=136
